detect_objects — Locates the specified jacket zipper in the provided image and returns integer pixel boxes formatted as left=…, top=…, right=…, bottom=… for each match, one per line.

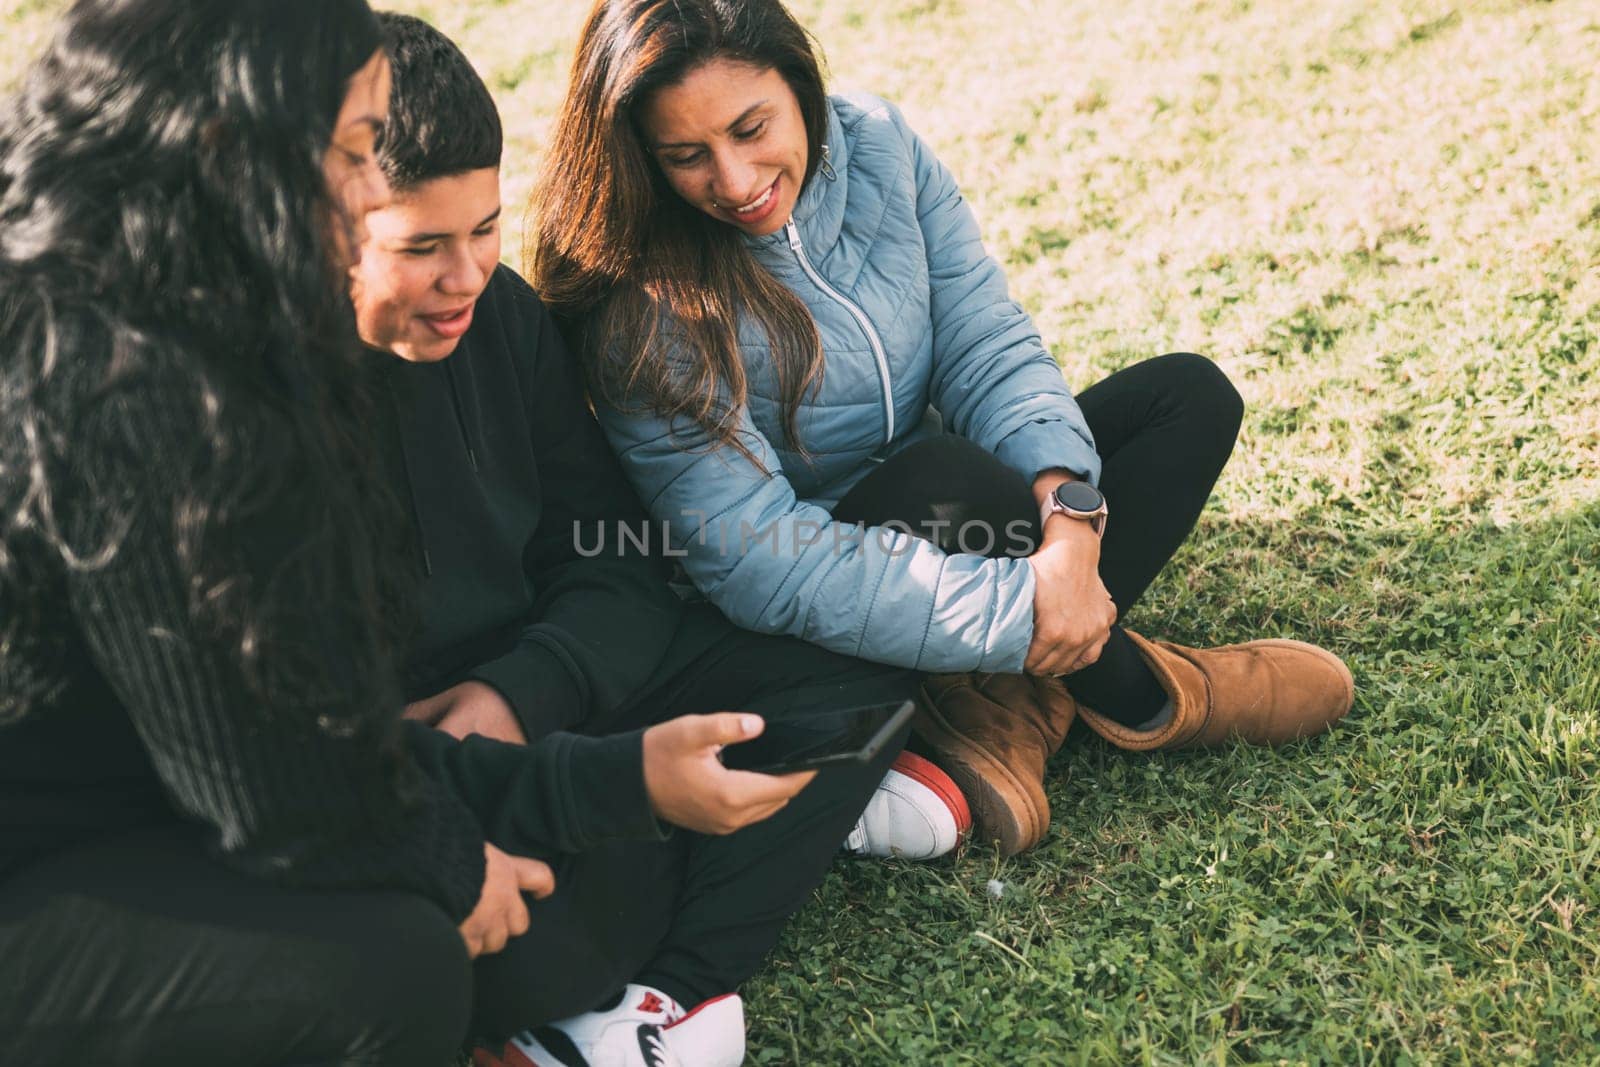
left=784, top=218, right=895, bottom=443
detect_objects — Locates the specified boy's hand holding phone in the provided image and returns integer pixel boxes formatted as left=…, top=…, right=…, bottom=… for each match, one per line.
left=642, top=714, right=816, bottom=835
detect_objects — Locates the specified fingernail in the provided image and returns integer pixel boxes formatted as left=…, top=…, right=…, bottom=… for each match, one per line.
left=741, top=714, right=762, bottom=736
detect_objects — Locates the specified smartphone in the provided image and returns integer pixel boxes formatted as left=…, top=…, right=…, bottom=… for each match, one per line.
left=719, top=699, right=916, bottom=776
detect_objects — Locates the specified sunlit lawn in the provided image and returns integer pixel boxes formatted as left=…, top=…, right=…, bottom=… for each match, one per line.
left=5, top=0, right=1598, bottom=1062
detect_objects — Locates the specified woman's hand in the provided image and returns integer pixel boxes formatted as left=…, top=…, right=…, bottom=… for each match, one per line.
left=642, top=713, right=816, bottom=835
left=404, top=681, right=527, bottom=746
left=458, top=843, right=555, bottom=959
left=1024, top=518, right=1118, bottom=676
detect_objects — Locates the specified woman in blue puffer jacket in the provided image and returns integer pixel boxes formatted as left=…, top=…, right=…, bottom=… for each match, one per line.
left=533, top=0, right=1355, bottom=858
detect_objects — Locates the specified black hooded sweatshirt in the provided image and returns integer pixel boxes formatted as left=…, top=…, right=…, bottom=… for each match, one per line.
left=383, top=265, right=683, bottom=734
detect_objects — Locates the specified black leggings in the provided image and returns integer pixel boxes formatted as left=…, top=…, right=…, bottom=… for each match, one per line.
left=0, top=608, right=912, bottom=1063
left=835, top=353, right=1243, bottom=723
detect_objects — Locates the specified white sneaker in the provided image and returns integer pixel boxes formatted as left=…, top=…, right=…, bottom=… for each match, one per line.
left=661, top=993, right=744, bottom=1066
left=843, top=751, right=971, bottom=860
left=475, top=984, right=745, bottom=1067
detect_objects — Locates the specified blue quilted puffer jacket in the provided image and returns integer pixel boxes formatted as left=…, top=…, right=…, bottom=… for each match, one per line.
left=597, top=93, right=1100, bottom=673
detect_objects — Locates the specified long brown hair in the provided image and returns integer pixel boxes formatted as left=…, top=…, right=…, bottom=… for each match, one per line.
left=530, top=0, right=828, bottom=459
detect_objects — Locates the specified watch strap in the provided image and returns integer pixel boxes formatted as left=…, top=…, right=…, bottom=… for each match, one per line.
left=1041, top=487, right=1107, bottom=537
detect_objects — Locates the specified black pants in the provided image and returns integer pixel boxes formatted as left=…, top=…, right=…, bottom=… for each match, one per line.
left=835, top=353, right=1243, bottom=722
left=472, top=603, right=913, bottom=1037
left=0, top=608, right=912, bottom=1064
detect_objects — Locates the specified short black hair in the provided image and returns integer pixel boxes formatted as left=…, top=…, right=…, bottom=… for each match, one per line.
left=375, top=12, right=502, bottom=190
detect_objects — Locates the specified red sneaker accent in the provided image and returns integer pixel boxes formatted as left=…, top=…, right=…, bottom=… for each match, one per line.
left=473, top=1043, right=539, bottom=1067
left=664, top=991, right=739, bottom=1030
left=889, top=750, right=972, bottom=835
left=637, top=991, right=667, bottom=1015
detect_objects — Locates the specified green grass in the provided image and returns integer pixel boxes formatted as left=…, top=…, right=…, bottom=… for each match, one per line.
left=6, top=0, right=1599, bottom=1062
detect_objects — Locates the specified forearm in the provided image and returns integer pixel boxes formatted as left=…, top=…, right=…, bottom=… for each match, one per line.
left=910, top=117, right=1101, bottom=488
left=1032, top=467, right=1080, bottom=507
left=409, top=723, right=667, bottom=857
left=473, top=559, right=682, bottom=737
left=1035, top=467, right=1110, bottom=549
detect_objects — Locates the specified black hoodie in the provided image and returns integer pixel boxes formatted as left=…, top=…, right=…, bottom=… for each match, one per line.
left=384, top=265, right=683, bottom=745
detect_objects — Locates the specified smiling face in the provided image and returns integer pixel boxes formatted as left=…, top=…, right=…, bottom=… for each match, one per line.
left=639, top=58, right=810, bottom=237
left=349, top=167, right=502, bottom=362
left=322, top=49, right=393, bottom=269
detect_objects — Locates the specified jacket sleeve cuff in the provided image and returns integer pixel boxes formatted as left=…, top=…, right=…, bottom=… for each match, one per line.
left=992, top=421, right=1102, bottom=488
left=406, top=722, right=669, bottom=855
left=565, top=730, right=670, bottom=845
left=469, top=635, right=588, bottom=741
left=980, top=556, right=1036, bottom=674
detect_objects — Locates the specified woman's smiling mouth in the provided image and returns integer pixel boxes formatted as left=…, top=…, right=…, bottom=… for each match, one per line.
left=722, top=178, right=780, bottom=226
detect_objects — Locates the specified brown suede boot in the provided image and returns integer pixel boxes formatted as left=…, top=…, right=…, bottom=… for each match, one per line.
left=912, top=673, right=1078, bottom=856
left=1077, top=630, right=1354, bottom=750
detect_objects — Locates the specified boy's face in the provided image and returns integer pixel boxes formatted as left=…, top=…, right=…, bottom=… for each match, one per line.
left=350, top=167, right=502, bottom=362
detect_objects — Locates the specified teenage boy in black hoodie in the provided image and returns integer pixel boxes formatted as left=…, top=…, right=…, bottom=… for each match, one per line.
left=353, top=15, right=970, bottom=1066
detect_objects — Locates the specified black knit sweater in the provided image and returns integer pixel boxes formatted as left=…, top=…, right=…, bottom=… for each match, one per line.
left=0, top=282, right=666, bottom=917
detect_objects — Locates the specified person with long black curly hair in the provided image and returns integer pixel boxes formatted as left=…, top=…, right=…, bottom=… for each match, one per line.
left=0, top=2, right=501, bottom=1060
left=0, top=2, right=810, bottom=1062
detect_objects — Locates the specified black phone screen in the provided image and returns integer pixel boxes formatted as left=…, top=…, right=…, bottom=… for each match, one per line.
left=719, top=699, right=916, bottom=776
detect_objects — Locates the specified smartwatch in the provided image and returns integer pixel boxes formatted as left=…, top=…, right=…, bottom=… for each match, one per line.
left=1041, top=480, right=1108, bottom=537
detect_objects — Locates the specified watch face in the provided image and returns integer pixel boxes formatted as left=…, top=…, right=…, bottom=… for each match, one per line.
left=1055, top=480, right=1104, bottom=513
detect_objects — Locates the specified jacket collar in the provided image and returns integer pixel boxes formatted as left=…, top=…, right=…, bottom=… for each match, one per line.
left=745, top=98, right=847, bottom=263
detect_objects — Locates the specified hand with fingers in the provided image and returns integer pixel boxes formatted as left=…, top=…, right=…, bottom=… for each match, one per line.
left=1023, top=517, right=1118, bottom=677
left=403, top=681, right=527, bottom=746
left=641, top=713, right=817, bottom=835
left=458, top=843, right=555, bottom=959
